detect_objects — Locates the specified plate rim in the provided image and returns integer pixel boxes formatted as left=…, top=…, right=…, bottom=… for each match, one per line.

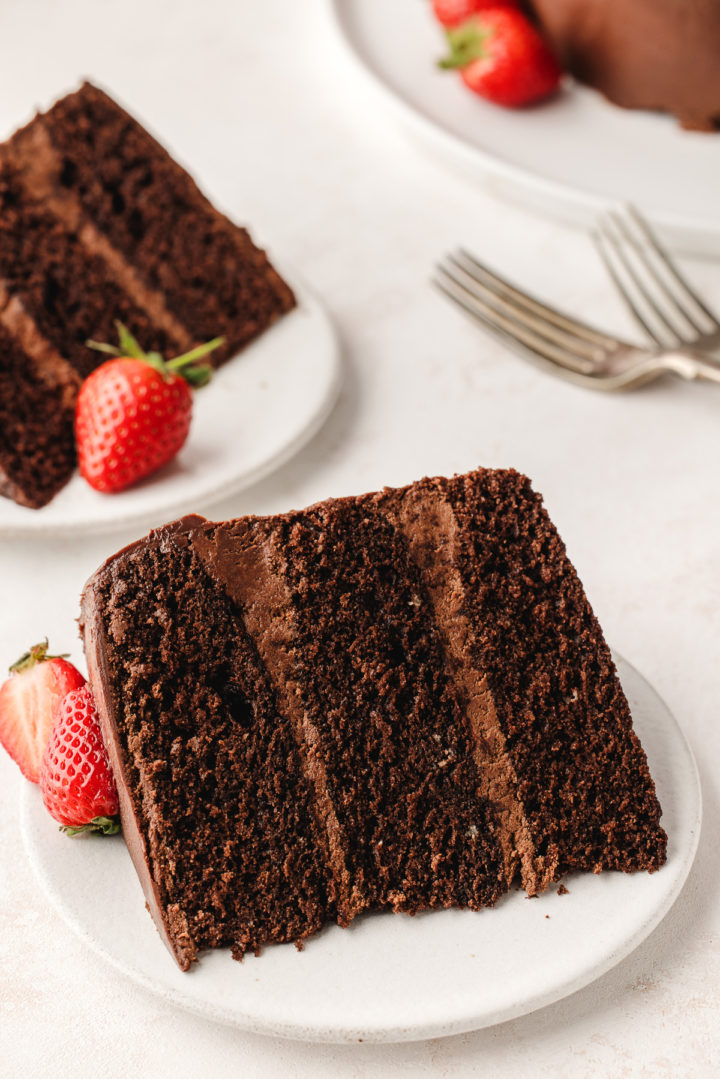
left=325, top=0, right=720, bottom=255
left=19, top=651, right=702, bottom=1044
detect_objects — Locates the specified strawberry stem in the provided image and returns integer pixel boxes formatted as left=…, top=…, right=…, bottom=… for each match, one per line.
left=167, top=337, right=226, bottom=369
left=9, top=639, right=69, bottom=675
left=85, top=322, right=224, bottom=390
left=115, top=321, right=146, bottom=359
left=438, top=19, right=492, bottom=69
left=61, top=816, right=121, bottom=837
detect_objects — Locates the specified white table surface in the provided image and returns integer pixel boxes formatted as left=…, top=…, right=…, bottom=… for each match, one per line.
left=1, top=1, right=718, bottom=1075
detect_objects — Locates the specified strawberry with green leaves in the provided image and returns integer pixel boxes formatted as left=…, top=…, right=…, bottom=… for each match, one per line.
left=40, top=685, right=119, bottom=836
left=76, top=323, right=223, bottom=493
left=0, top=641, right=86, bottom=783
left=439, top=7, right=562, bottom=107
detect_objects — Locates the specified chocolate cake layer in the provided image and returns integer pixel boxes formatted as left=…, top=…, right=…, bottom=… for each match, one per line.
left=82, top=519, right=330, bottom=970
left=81, top=468, right=667, bottom=969
left=0, top=325, right=76, bottom=509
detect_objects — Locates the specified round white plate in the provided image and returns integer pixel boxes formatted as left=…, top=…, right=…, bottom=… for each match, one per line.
left=328, top=0, right=720, bottom=254
left=0, top=270, right=341, bottom=537
left=20, top=655, right=700, bottom=1043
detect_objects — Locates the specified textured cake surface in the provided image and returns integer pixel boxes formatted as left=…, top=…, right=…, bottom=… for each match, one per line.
left=0, top=82, right=296, bottom=509
left=80, top=468, right=667, bottom=970
left=0, top=322, right=76, bottom=509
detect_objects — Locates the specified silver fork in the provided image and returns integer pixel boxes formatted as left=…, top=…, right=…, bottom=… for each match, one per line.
left=434, top=231, right=720, bottom=392
left=593, top=205, right=720, bottom=360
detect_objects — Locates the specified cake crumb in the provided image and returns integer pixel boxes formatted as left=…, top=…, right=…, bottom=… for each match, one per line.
left=557, top=884, right=569, bottom=896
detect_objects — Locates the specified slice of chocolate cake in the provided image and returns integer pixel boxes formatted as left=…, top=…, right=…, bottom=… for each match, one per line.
left=0, top=82, right=296, bottom=510
left=80, top=468, right=666, bottom=970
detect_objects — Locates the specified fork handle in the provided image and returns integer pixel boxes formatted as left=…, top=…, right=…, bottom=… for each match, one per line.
left=662, top=350, right=720, bottom=386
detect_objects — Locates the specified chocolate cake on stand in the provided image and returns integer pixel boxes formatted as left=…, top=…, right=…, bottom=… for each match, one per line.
left=528, top=0, right=720, bottom=129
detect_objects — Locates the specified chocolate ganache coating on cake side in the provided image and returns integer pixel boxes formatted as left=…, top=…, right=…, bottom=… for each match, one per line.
left=80, top=468, right=667, bottom=970
left=527, top=0, right=720, bottom=129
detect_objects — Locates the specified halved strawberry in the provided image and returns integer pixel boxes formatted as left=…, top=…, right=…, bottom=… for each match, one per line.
left=0, top=641, right=86, bottom=783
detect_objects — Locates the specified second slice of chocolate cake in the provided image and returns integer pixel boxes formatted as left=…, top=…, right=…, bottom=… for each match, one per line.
left=80, top=468, right=667, bottom=970
left=0, top=82, right=297, bottom=509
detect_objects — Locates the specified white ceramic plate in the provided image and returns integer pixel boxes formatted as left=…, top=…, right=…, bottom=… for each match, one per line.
left=0, top=270, right=341, bottom=537
left=20, top=655, right=700, bottom=1044
left=327, top=0, right=720, bottom=254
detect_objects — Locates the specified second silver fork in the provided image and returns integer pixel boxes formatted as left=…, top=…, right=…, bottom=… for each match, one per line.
left=593, top=205, right=720, bottom=360
left=435, top=236, right=720, bottom=391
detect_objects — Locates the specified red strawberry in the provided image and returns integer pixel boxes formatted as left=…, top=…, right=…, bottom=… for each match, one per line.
left=0, top=641, right=86, bottom=783
left=40, top=685, right=120, bottom=835
left=76, top=322, right=223, bottom=493
left=431, top=0, right=518, bottom=28
left=439, top=8, right=562, bottom=107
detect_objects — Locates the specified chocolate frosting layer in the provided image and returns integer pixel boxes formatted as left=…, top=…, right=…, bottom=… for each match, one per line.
left=379, top=481, right=548, bottom=894
left=189, top=520, right=357, bottom=920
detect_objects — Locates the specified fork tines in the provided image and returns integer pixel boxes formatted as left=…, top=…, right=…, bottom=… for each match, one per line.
left=433, top=249, right=614, bottom=377
left=593, top=205, right=720, bottom=349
